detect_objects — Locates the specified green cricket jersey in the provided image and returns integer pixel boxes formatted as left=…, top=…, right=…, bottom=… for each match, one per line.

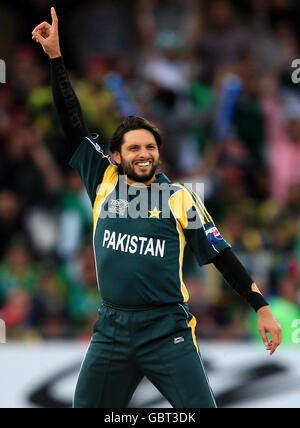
left=70, top=135, right=230, bottom=307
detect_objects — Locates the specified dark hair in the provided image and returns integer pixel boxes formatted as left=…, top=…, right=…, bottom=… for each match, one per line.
left=109, top=116, right=162, bottom=153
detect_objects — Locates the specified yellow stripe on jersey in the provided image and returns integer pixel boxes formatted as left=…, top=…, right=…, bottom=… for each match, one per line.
left=93, top=164, right=118, bottom=234
left=172, top=184, right=207, bottom=225
left=183, top=186, right=211, bottom=224
left=188, top=316, right=199, bottom=352
left=169, top=188, right=193, bottom=229
left=193, top=192, right=212, bottom=223
left=169, top=190, right=190, bottom=303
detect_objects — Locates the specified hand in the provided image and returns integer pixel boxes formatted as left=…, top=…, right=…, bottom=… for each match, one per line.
left=32, top=7, right=61, bottom=59
left=257, top=305, right=282, bottom=355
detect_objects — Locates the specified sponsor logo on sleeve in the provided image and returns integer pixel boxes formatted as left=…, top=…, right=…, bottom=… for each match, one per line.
left=205, top=226, right=223, bottom=245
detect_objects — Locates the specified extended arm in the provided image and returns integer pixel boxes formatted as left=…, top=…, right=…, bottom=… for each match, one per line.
left=32, top=7, right=89, bottom=152
left=212, top=247, right=268, bottom=312
left=173, top=187, right=282, bottom=355
left=212, top=247, right=281, bottom=355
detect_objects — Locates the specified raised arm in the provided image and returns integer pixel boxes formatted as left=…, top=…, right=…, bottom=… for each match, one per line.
left=32, top=7, right=89, bottom=152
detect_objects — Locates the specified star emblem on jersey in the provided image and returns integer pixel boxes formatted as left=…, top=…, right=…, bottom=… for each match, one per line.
left=148, top=207, right=162, bottom=219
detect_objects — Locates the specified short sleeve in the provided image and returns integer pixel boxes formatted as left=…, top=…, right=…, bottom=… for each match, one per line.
left=69, top=135, right=118, bottom=204
left=170, top=186, right=230, bottom=266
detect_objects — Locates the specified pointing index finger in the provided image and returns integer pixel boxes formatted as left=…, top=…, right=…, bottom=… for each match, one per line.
left=51, top=7, right=58, bottom=27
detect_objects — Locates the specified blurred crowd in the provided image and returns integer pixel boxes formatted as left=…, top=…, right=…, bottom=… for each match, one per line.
left=0, top=0, right=300, bottom=344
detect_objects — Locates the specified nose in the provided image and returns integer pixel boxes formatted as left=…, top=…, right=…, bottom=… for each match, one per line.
left=137, top=147, right=151, bottom=159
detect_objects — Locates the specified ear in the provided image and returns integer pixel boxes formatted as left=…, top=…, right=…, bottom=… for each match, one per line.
left=112, top=151, right=121, bottom=165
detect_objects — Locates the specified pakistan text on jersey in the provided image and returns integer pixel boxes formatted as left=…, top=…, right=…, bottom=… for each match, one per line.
left=102, top=230, right=166, bottom=258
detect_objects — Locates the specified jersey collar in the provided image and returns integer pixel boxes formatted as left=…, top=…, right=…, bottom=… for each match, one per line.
left=153, top=173, right=172, bottom=184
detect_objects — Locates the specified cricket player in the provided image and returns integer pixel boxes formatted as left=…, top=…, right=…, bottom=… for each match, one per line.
left=32, top=8, right=281, bottom=408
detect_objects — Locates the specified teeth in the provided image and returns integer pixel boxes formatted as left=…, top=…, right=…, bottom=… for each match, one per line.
left=137, top=162, right=150, bottom=167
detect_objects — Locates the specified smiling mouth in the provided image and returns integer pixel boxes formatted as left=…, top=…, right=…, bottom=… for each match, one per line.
left=135, top=161, right=151, bottom=168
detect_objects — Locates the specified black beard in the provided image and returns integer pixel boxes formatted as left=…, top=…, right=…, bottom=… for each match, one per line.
left=119, top=158, right=159, bottom=183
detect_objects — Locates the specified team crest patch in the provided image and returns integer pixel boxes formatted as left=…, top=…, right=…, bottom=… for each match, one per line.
left=109, top=199, right=129, bottom=215
left=205, top=226, right=223, bottom=244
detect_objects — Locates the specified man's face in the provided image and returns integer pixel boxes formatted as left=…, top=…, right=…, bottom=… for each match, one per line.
left=112, top=129, right=160, bottom=184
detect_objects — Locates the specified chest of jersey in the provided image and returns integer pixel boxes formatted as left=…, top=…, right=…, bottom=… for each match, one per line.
left=94, top=182, right=179, bottom=259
